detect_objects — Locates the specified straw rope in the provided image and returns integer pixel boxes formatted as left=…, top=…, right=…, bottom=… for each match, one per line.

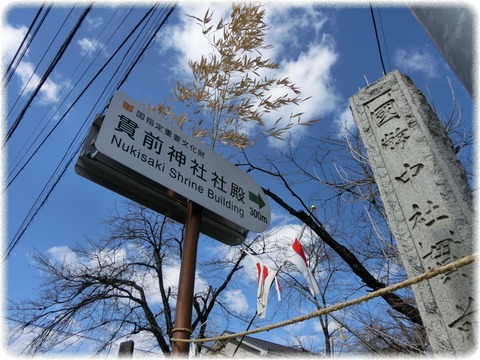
left=171, top=254, right=475, bottom=344
left=171, top=328, right=193, bottom=334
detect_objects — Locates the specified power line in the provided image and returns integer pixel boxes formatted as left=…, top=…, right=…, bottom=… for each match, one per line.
left=7, top=6, right=76, bottom=122
left=376, top=8, right=392, bottom=72
left=7, top=7, right=127, bottom=185
left=369, top=4, right=387, bottom=76
left=5, top=4, right=177, bottom=258
left=5, top=5, right=157, bottom=256
left=4, top=4, right=52, bottom=84
left=117, top=5, right=177, bottom=90
left=4, top=4, right=93, bottom=145
left=4, top=5, right=154, bottom=192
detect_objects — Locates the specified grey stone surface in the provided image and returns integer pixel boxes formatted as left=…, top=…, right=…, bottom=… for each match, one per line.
left=349, top=70, right=475, bottom=355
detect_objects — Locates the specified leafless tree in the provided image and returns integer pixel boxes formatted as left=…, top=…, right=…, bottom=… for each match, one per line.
left=240, top=149, right=422, bottom=323
left=8, top=201, right=248, bottom=355
left=235, top=84, right=471, bottom=354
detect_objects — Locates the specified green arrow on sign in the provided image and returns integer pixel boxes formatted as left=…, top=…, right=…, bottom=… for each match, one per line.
left=249, top=191, right=266, bottom=209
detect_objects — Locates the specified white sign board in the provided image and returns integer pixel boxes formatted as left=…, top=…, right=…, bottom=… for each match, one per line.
left=95, top=91, right=270, bottom=233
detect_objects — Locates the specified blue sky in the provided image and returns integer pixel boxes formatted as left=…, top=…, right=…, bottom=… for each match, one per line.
left=1, top=1, right=475, bottom=357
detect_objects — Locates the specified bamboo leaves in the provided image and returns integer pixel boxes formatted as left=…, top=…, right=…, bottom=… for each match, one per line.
left=156, top=4, right=317, bottom=150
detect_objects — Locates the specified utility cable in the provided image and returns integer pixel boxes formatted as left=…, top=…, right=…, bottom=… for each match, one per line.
left=5, top=4, right=154, bottom=255
left=6, top=5, right=176, bottom=258
left=4, top=5, right=44, bottom=81
left=4, top=4, right=52, bottom=84
left=369, top=4, right=387, bottom=76
left=116, top=5, right=176, bottom=91
left=7, top=7, right=126, bottom=185
left=4, top=4, right=93, bottom=145
left=7, top=6, right=76, bottom=122
left=376, top=8, right=391, bottom=72
left=3, top=5, right=155, bottom=192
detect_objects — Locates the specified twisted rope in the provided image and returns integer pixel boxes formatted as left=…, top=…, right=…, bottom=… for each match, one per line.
left=171, top=254, right=475, bottom=344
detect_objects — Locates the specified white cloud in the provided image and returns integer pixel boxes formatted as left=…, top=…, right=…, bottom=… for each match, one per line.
left=77, top=37, right=106, bottom=57
left=3, top=35, right=61, bottom=104
left=394, top=47, right=439, bottom=79
left=265, top=5, right=329, bottom=56
left=90, top=247, right=127, bottom=269
left=247, top=223, right=301, bottom=268
left=158, top=4, right=340, bottom=148
left=7, top=319, right=83, bottom=355
left=47, top=245, right=78, bottom=264
left=332, top=104, right=357, bottom=138
left=222, top=289, right=248, bottom=314
left=161, top=261, right=209, bottom=299
left=1, top=23, right=28, bottom=63
left=85, top=15, right=103, bottom=30
left=2, top=21, right=63, bottom=104
left=157, top=3, right=231, bottom=77
left=45, top=244, right=209, bottom=306
left=264, top=39, right=339, bottom=147
left=36, top=77, right=61, bottom=104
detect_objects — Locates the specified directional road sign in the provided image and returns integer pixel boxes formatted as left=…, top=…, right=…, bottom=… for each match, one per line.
left=93, top=91, right=270, bottom=233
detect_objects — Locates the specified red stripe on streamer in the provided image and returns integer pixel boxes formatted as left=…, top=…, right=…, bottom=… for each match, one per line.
left=293, top=238, right=308, bottom=267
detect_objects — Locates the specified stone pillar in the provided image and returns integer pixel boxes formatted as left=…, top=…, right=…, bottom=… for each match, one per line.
left=349, top=70, right=475, bottom=355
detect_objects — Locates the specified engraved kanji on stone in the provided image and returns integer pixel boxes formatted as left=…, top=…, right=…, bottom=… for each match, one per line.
left=394, top=163, right=424, bottom=183
left=115, top=115, right=139, bottom=140
left=372, top=99, right=400, bottom=127
left=449, top=297, right=475, bottom=342
left=422, top=236, right=461, bottom=262
left=408, top=200, right=449, bottom=229
left=381, top=127, right=410, bottom=150
left=350, top=69, right=475, bottom=354
left=420, top=231, right=466, bottom=284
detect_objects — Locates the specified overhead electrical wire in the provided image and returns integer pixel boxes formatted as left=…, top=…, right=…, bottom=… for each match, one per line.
left=369, top=4, right=387, bottom=76
left=5, top=6, right=159, bottom=256
left=116, top=5, right=177, bottom=91
left=6, top=4, right=177, bottom=259
left=4, top=4, right=93, bottom=145
left=4, top=4, right=52, bottom=84
left=7, top=6, right=77, bottom=122
left=7, top=4, right=176, bottom=258
left=376, top=8, right=392, bottom=72
left=4, top=5, right=44, bottom=82
left=4, top=5, right=151, bottom=192
left=7, top=7, right=127, bottom=186
left=7, top=4, right=171, bottom=196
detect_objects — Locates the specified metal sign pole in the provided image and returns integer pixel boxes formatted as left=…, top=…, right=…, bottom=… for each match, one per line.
left=171, top=200, right=203, bottom=356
